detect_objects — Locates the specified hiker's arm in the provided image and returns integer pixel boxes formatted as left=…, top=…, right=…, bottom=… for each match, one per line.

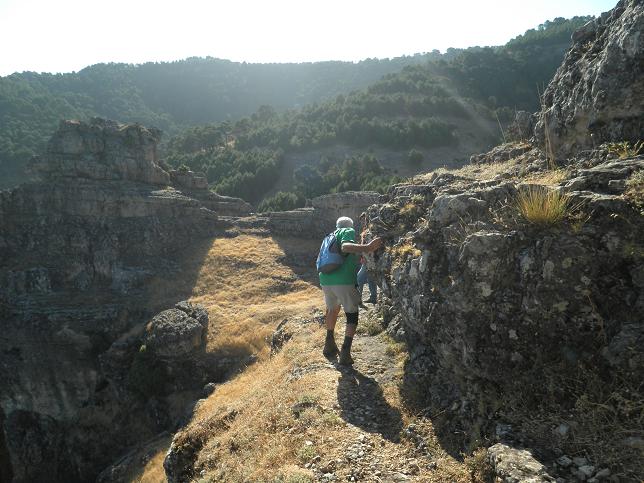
left=341, top=238, right=383, bottom=254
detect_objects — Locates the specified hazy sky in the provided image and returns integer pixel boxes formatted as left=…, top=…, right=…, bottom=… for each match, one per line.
left=0, top=0, right=617, bottom=76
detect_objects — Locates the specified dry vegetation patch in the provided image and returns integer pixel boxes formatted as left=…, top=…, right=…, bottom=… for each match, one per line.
left=414, top=158, right=520, bottom=184
left=515, top=185, right=574, bottom=226
left=177, top=322, right=485, bottom=482
left=146, top=234, right=321, bottom=360
left=523, top=168, right=569, bottom=186
left=625, top=169, right=644, bottom=213
left=137, top=232, right=489, bottom=482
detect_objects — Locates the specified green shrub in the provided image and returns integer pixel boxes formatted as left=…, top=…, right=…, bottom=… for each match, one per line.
left=257, top=191, right=305, bottom=212
left=606, top=140, right=644, bottom=159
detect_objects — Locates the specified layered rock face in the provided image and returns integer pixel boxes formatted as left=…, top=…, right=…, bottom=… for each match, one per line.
left=535, top=0, right=644, bottom=157
left=267, top=191, right=381, bottom=237
left=366, top=151, right=643, bottom=472
left=32, top=118, right=169, bottom=185
left=0, top=119, right=234, bottom=482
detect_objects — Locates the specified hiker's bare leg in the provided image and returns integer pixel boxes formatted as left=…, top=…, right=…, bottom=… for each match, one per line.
left=325, top=305, right=341, bottom=331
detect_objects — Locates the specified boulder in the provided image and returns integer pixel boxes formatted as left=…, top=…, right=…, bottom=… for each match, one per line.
left=144, top=302, right=209, bottom=358
left=487, top=444, right=555, bottom=483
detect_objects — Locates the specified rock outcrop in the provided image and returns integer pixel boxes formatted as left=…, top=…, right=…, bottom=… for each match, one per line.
left=31, top=118, right=169, bottom=185
left=535, top=0, right=644, bottom=157
left=366, top=4, right=644, bottom=476
left=0, top=119, right=239, bottom=482
left=366, top=152, right=643, bottom=477
left=268, top=191, right=381, bottom=238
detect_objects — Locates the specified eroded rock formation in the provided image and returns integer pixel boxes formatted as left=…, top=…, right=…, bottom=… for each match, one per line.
left=366, top=149, right=643, bottom=478
left=267, top=191, right=381, bottom=237
left=535, top=0, right=644, bottom=157
left=0, top=119, right=242, bottom=482
left=368, top=150, right=644, bottom=476
left=367, top=4, right=643, bottom=476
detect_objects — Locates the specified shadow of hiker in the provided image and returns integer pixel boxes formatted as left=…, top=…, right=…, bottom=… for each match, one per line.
left=336, top=367, right=403, bottom=442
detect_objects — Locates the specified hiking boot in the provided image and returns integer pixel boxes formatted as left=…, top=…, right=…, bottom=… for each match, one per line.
left=338, top=347, right=354, bottom=366
left=323, top=336, right=339, bottom=357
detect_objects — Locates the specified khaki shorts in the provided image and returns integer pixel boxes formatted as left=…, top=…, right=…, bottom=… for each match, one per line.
left=322, top=285, right=360, bottom=313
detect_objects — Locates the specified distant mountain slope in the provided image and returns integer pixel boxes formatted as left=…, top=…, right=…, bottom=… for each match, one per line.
left=0, top=16, right=592, bottom=189
left=0, top=56, right=437, bottom=189
left=162, top=64, right=501, bottom=206
left=163, top=16, right=593, bottom=208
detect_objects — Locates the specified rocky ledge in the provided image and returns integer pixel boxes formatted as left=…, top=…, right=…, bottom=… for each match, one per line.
left=365, top=145, right=643, bottom=479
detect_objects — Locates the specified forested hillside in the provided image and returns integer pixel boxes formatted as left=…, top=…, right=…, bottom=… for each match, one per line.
left=163, top=16, right=592, bottom=209
left=0, top=16, right=591, bottom=190
left=0, top=56, right=437, bottom=188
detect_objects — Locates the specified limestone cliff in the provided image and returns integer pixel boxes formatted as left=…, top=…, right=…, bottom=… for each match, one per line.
left=535, top=0, right=644, bottom=157
left=0, top=119, right=247, bottom=482
left=267, top=191, right=381, bottom=238
left=367, top=151, right=642, bottom=474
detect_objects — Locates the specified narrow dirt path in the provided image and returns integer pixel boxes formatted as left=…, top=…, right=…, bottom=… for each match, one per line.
left=131, top=232, right=484, bottom=482
left=305, top=307, right=479, bottom=483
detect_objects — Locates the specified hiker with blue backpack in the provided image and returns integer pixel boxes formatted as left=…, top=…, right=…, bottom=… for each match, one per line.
left=317, top=216, right=383, bottom=365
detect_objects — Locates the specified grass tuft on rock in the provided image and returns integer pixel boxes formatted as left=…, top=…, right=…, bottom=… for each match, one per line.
left=515, top=185, right=572, bottom=226
left=605, top=140, right=644, bottom=159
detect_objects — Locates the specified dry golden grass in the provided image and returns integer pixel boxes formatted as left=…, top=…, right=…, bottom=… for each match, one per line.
left=135, top=449, right=169, bottom=483
left=181, top=327, right=339, bottom=481
left=145, top=234, right=321, bottom=360
left=515, top=186, right=573, bottom=226
left=173, top=322, right=478, bottom=483
left=414, top=158, right=521, bottom=184
left=116, top=434, right=172, bottom=483
left=137, top=232, right=483, bottom=482
left=136, top=234, right=322, bottom=481
left=523, top=168, right=569, bottom=186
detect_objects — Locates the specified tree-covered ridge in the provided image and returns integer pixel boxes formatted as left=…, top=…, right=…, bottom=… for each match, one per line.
left=163, top=66, right=469, bottom=208
left=0, top=55, right=440, bottom=188
left=160, top=15, right=594, bottom=210
left=0, top=15, right=593, bottom=190
left=507, top=16, right=593, bottom=46
left=440, top=16, right=593, bottom=112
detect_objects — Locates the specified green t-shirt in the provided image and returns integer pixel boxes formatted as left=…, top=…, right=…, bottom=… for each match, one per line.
left=319, top=227, right=358, bottom=286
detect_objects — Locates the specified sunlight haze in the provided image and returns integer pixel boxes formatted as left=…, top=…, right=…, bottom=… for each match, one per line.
left=0, top=0, right=618, bottom=76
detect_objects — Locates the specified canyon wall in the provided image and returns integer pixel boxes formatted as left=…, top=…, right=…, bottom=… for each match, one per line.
left=0, top=119, right=243, bottom=481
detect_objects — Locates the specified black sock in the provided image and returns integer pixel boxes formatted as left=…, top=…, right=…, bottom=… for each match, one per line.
left=342, top=335, right=353, bottom=351
left=326, top=329, right=335, bottom=340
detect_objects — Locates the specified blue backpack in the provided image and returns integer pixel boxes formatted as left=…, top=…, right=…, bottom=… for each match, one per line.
left=316, top=232, right=344, bottom=273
